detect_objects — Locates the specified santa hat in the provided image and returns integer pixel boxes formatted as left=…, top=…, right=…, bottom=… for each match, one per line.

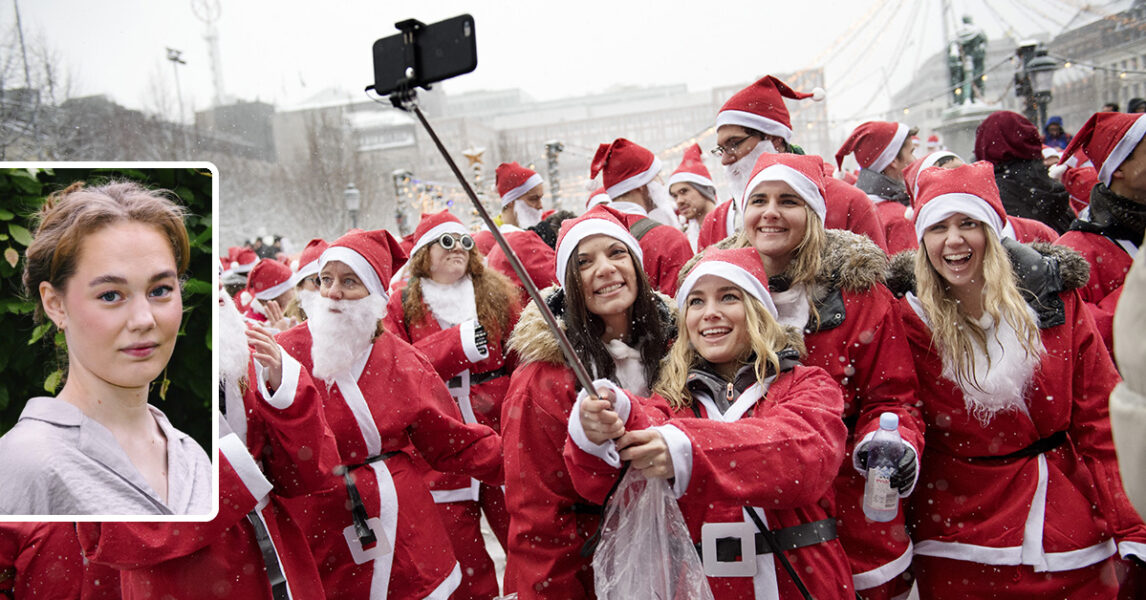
left=409, top=210, right=469, bottom=258
left=1058, top=111, right=1146, bottom=187
left=319, top=229, right=408, bottom=304
left=926, top=134, right=940, bottom=150
left=1041, top=145, right=1062, bottom=161
left=586, top=187, right=611, bottom=210
left=904, top=150, right=961, bottom=203
left=741, top=153, right=828, bottom=222
left=912, top=161, right=1007, bottom=241
left=715, top=75, right=825, bottom=142
left=554, top=206, right=643, bottom=288
left=591, top=138, right=663, bottom=199
left=496, top=162, right=544, bottom=208
left=668, top=143, right=715, bottom=191
left=289, top=237, right=329, bottom=287
left=241, top=258, right=294, bottom=312
left=227, top=247, right=258, bottom=276
left=675, top=247, right=777, bottom=319
left=835, top=121, right=910, bottom=173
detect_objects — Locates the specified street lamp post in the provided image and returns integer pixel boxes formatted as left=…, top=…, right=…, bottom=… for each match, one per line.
left=344, top=182, right=361, bottom=230
left=544, top=140, right=564, bottom=209
left=1015, top=42, right=1058, bottom=129
left=390, top=169, right=412, bottom=235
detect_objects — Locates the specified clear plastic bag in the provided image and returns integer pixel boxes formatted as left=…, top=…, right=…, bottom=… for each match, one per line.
left=591, top=468, right=715, bottom=599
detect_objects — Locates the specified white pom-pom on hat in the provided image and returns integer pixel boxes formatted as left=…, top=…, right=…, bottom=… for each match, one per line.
left=812, top=87, right=826, bottom=102
left=1048, top=162, right=1069, bottom=181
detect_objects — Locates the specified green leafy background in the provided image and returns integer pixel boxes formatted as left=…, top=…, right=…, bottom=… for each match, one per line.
left=0, top=166, right=213, bottom=451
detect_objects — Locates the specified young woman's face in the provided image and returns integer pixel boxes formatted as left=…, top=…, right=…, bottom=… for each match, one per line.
left=742, top=180, right=808, bottom=266
left=922, top=213, right=987, bottom=291
left=319, top=260, right=369, bottom=301
left=576, top=234, right=638, bottom=320
left=427, top=236, right=470, bottom=285
left=685, top=275, right=751, bottom=368
left=50, top=222, right=183, bottom=390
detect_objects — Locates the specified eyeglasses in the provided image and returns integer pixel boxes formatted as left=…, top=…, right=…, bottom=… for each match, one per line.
left=710, top=134, right=757, bottom=157
left=437, top=233, right=474, bottom=251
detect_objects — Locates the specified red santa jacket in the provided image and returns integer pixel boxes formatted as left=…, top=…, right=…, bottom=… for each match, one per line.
left=695, top=178, right=889, bottom=253
left=79, top=356, right=338, bottom=600
left=1008, top=216, right=1060, bottom=243
left=563, top=365, right=854, bottom=600
left=0, top=522, right=120, bottom=600
left=889, top=243, right=1146, bottom=571
left=383, top=281, right=520, bottom=498
left=1056, top=230, right=1132, bottom=353
left=481, top=225, right=558, bottom=299
left=276, top=322, right=504, bottom=599
left=874, top=200, right=918, bottom=255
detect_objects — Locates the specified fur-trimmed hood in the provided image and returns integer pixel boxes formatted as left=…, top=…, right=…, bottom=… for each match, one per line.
left=709, top=228, right=888, bottom=294
left=509, top=285, right=677, bottom=366
left=886, top=240, right=1089, bottom=298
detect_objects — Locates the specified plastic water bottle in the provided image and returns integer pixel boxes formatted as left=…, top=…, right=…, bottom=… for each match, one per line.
left=863, top=412, right=905, bottom=522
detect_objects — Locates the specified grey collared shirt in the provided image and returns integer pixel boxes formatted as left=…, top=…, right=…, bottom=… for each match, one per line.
left=0, top=397, right=212, bottom=516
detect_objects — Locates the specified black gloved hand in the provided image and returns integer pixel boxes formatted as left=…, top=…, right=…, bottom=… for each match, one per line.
left=474, top=324, right=488, bottom=356
left=856, top=444, right=917, bottom=496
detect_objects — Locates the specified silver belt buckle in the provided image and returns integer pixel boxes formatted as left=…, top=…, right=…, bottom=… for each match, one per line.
left=447, top=370, right=470, bottom=398
left=700, top=521, right=757, bottom=577
left=342, top=517, right=390, bottom=565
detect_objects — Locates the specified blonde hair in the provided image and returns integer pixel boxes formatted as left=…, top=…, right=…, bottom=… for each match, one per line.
left=913, top=227, right=1042, bottom=387
left=732, top=202, right=825, bottom=325
left=655, top=293, right=803, bottom=411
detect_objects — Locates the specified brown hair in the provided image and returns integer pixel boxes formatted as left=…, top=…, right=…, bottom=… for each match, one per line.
left=402, top=244, right=519, bottom=341
left=23, top=181, right=190, bottom=322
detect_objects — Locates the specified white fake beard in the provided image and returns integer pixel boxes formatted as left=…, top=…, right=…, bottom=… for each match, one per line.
left=297, top=289, right=320, bottom=319
left=217, top=293, right=251, bottom=388
left=725, top=138, right=775, bottom=205
left=945, top=310, right=1045, bottom=427
left=514, top=201, right=543, bottom=229
left=420, top=275, right=477, bottom=328
left=645, top=181, right=680, bottom=227
left=308, top=293, right=387, bottom=383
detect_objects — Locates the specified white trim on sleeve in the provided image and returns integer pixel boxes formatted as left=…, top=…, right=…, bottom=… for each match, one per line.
left=256, top=350, right=301, bottom=410
left=459, top=320, right=489, bottom=363
left=566, top=379, right=631, bottom=468
left=220, top=433, right=273, bottom=502
left=652, top=424, right=693, bottom=498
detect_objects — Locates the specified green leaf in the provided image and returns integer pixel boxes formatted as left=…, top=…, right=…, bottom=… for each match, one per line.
left=8, top=223, right=32, bottom=247
left=28, top=322, right=52, bottom=345
left=0, top=233, right=9, bottom=241
left=0, top=208, right=13, bottom=220
left=183, top=278, right=212, bottom=295
left=43, top=369, right=62, bottom=394
left=3, top=247, right=16, bottom=268
left=9, top=170, right=41, bottom=194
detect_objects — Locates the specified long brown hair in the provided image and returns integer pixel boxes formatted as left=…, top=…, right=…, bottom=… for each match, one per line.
left=561, top=244, right=671, bottom=387
left=402, top=245, right=519, bottom=341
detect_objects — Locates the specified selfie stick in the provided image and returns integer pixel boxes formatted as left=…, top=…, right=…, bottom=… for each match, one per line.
left=377, top=22, right=596, bottom=394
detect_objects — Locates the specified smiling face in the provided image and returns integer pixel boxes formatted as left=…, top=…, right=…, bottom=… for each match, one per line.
left=42, top=222, right=182, bottom=391
left=922, top=212, right=987, bottom=296
left=742, top=179, right=809, bottom=274
left=684, top=275, right=751, bottom=370
left=575, top=234, right=638, bottom=326
left=427, top=236, right=470, bottom=284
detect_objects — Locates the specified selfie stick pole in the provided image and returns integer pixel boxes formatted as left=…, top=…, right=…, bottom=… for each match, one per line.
left=387, top=90, right=596, bottom=394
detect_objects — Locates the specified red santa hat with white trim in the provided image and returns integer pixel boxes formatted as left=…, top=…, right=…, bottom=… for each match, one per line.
left=409, top=209, right=470, bottom=257
left=586, top=187, right=611, bottom=210
left=496, top=162, right=544, bottom=208
left=926, top=134, right=940, bottom=151
left=319, top=228, right=408, bottom=305
left=903, top=150, right=962, bottom=203
left=715, top=75, right=825, bottom=142
left=741, top=153, right=828, bottom=221
left=675, top=247, right=777, bottom=318
left=669, top=143, right=715, bottom=191
left=911, top=161, right=1007, bottom=242
left=591, top=138, right=663, bottom=199
left=225, top=246, right=258, bottom=276
left=835, top=121, right=911, bottom=173
left=554, top=206, right=644, bottom=288
left=1058, top=111, right=1146, bottom=187
left=289, top=237, right=329, bottom=287
left=242, top=258, right=294, bottom=313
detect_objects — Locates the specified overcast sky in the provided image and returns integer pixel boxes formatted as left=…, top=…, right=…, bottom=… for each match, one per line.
left=4, top=0, right=1085, bottom=124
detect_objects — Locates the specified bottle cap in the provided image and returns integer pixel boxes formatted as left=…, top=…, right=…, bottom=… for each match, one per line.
left=879, top=412, right=899, bottom=430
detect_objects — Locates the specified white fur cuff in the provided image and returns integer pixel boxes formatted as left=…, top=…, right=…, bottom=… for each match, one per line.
left=256, top=350, right=301, bottom=410
left=460, top=319, right=489, bottom=363
left=567, top=379, right=632, bottom=468
left=220, top=433, right=273, bottom=503
left=1119, top=540, right=1146, bottom=562
left=652, top=424, right=693, bottom=498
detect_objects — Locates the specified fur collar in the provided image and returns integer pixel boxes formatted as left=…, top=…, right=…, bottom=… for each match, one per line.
left=708, top=228, right=888, bottom=295
left=886, top=240, right=1090, bottom=298
left=509, top=285, right=677, bottom=366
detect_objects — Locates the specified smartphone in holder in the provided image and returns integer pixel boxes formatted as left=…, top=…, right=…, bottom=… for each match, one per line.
left=372, top=14, right=477, bottom=96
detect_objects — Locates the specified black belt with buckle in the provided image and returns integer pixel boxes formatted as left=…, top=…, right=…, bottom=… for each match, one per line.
left=970, top=430, right=1067, bottom=461
left=695, top=517, right=837, bottom=563
left=447, top=366, right=508, bottom=389
left=337, top=451, right=401, bottom=547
